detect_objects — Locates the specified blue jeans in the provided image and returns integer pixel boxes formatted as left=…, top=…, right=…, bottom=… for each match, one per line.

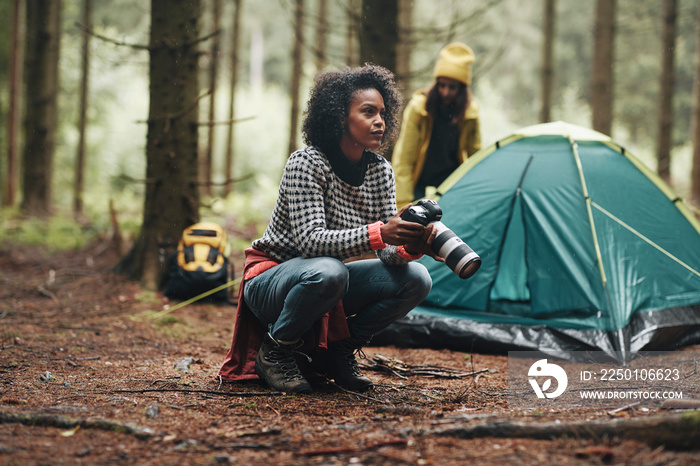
left=243, top=257, right=432, bottom=343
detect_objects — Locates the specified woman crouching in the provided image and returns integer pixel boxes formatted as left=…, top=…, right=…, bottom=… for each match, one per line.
left=218, top=64, right=442, bottom=393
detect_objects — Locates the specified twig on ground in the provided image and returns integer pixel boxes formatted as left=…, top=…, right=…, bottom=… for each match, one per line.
left=220, top=441, right=277, bottom=450
left=109, top=388, right=280, bottom=397
left=265, top=404, right=280, bottom=416
left=331, top=381, right=386, bottom=403
left=232, top=426, right=282, bottom=438
left=36, top=285, right=58, bottom=301
left=0, top=410, right=156, bottom=440
left=360, top=354, right=494, bottom=379
left=150, top=378, right=181, bottom=386
left=296, top=438, right=408, bottom=457
left=608, top=401, right=640, bottom=415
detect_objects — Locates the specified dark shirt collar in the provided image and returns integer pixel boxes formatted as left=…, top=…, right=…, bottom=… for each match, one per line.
left=325, top=146, right=371, bottom=186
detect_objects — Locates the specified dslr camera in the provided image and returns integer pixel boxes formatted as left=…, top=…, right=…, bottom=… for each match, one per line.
left=400, top=199, right=481, bottom=279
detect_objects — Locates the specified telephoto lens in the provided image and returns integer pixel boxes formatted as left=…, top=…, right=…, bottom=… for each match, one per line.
left=430, top=221, right=481, bottom=279
left=400, top=200, right=481, bottom=279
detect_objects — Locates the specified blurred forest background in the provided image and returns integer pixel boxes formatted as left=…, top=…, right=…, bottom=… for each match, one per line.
left=2, top=0, right=700, bottom=288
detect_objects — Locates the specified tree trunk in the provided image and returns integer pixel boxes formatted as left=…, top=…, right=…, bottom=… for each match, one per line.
left=21, top=0, right=61, bottom=215
left=345, top=0, right=359, bottom=67
left=203, top=0, right=223, bottom=197
left=117, top=0, right=201, bottom=290
left=314, top=0, right=328, bottom=71
left=395, top=0, right=412, bottom=99
left=4, top=0, right=24, bottom=207
left=288, top=0, right=304, bottom=157
left=540, top=0, right=555, bottom=123
left=223, top=0, right=242, bottom=198
left=74, top=0, right=92, bottom=215
left=691, top=2, right=700, bottom=207
left=591, top=0, right=615, bottom=136
left=359, top=0, right=399, bottom=73
left=656, top=0, right=677, bottom=183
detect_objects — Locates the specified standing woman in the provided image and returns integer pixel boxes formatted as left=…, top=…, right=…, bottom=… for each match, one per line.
left=392, top=42, right=482, bottom=207
left=219, top=65, right=441, bottom=394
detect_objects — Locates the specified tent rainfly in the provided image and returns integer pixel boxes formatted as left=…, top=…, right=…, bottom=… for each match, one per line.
left=374, top=121, right=700, bottom=362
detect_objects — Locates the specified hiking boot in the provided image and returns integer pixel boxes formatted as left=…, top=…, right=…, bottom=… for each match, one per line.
left=314, top=338, right=373, bottom=392
left=255, top=333, right=312, bottom=394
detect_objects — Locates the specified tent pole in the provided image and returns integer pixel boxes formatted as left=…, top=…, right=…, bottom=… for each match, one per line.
left=569, top=136, right=626, bottom=359
left=568, top=137, right=607, bottom=288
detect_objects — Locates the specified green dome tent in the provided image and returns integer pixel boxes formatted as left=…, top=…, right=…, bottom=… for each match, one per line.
left=375, top=121, right=700, bottom=361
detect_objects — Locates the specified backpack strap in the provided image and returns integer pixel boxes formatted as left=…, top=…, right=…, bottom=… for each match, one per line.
left=183, top=244, right=195, bottom=263
left=207, top=245, right=220, bottom=265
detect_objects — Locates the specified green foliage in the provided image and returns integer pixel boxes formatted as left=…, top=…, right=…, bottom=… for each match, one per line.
left=53, top=1, right=149, bottom=218
left=6, top=0, right=699, bottom=252
left=153, top=315, right=188, bottom=339
left=135, top=290, right=161, bottom=304
left=0, top=208, right=96, bottom=252
left=204, top=84, right=291, bottom=194
left=155, top=315, right=181, bottom=327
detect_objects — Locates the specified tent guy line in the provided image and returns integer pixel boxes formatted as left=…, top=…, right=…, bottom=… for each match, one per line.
left=591, top=201, right=700, bottom=279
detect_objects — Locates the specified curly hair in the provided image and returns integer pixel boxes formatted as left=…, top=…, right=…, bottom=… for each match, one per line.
left=302, top=64, right=403, bottom=154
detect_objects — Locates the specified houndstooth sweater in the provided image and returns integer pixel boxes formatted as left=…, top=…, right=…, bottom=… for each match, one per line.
left=252, top=146, right=408, bottom=266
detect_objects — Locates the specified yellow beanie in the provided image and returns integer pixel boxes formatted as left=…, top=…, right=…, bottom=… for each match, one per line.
left=433, top=42, right=475, bottom=85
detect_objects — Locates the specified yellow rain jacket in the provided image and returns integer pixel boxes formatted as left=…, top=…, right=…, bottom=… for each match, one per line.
left=392, top=91, right=481, bottom=207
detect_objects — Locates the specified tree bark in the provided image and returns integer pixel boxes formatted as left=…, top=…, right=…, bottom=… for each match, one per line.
left=591, top=0, right=615, bottom=136
left=395, top=0, right=413, bottom=99
left=288, top=0, right=304, bottom=157
left=22, top=0, right=61, bottom=215
left=74, top=0, right=92, bottom=215
left=345, top=0, right=359, bottom=67
left=4, top=0, right=24, bottom=207
left=314, top=0, right=328, bottom=71
left=692, top=1, right=700, bottom=206
left=117, top=0, right=201, bottom=290
left=359, top=0, right=399, bottom=73
left=203, top=0, right=223, bottom=197
left=223, top=0, right=242, bottom=198
left=540, top=0, right=555, bottom=123
left=656, top=0, right=677, bottom=184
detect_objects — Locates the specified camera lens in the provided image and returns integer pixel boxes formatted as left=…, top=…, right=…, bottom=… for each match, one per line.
left=400, top=200, right=481, bottom=279
left=431, top=222, right=481, bottom=279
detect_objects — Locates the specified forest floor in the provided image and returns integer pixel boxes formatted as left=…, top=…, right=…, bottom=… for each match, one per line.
left=1, top=240, right=700, bottom=465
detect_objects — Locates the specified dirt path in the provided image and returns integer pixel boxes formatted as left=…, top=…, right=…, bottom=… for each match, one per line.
left=1, top=244, right=698, bottom=465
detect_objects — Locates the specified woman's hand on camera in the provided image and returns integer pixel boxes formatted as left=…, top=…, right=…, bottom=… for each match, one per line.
left=380, top=205, right=426, bottom=245
left=404, top=224, right=445, bottom=262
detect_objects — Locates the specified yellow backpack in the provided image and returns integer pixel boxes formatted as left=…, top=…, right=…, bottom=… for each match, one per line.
left=176, top=222, right=227, bottom=273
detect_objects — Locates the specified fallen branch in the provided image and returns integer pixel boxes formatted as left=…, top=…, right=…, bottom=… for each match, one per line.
left=413, top=411, right=700, bottom=450
left=296, top=438, right=408, bottom=457
left=360, top=354, right=494, bottom=379
left=328, top=380, right=386, bottom=403
left=661, top=398, right=700, bottom=409
left=110, top=388, right=280, bottom=397
left=197, top=115, right=255, bottom=126
left=220, top=441, right=277, bottom=450
left=607, top=401, right=640, bottom=415
left=36, top=285, right=58, bottom=301
left=0, top=410, right=156, bottom=440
